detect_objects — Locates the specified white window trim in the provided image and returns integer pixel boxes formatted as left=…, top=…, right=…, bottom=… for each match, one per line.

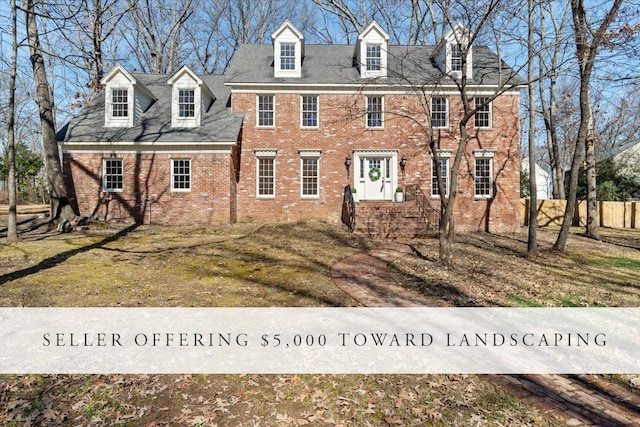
left=171, top=158, right=192, bottom=192
left=299, top=150, right=321, bottom=199
left=110, top=88, right=129, bottom=119
left=177, top=88, right=196, bottom=119
left=365, top=43, right=382, bottom=72
left=474, top=97, right=493, bottom=129
left=106, top=87, right=132, bottom=127
left=473, top=151, right=495, bottom=199
left=102, top=158, right=123, bottom=193
left=366, top=95, right=384, bottom=129
left=255, top=150, right=277, bottom=199
left=256, top=95, right=276, bottom=128
left=431, top=96, right=449, bottom=129
left=431, top=154, right=450, bottom=198
left=300, top=95, right=319, bottom=129
left=280, top=42, right=296, bottom=71
left=450, top=43, right=463, bottom=73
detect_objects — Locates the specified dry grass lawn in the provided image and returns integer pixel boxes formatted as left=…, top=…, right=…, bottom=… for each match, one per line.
left=1, top=221, right=639, bottom=426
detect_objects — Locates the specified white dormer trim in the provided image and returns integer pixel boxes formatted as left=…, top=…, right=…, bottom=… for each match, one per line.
left=357, top=21, right=389, bottom=79
left=102, top=64, right=136, bottom=128
left=101, top=64, right=156, bottom=128
left=435, top=22, right=474, bottom=80
left=167, top=65, right=215, bottom=128
left=272, top=20, right=304, bottom=78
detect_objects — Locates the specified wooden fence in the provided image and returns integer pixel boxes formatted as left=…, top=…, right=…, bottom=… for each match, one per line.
left=520, top=199, right=640, bottom=229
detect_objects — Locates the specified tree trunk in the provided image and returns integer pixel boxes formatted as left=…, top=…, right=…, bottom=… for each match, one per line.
left=7, top=0, right=19, bottom=243
left=584, top=97, right=599, bottom=238
left=526, top=0, right=537, bottom=258
left=92, top=0, right=105, bottom=92
left=25, top=0, right=78, bottom=224
left=554, top=0, right=622, bottom=252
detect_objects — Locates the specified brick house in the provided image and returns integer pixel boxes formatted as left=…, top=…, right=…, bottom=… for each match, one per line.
left=57, top=20, right=524, bottom=233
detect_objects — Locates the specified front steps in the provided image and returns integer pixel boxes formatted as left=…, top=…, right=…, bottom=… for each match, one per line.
left=354, top=200, right=436, bottom=239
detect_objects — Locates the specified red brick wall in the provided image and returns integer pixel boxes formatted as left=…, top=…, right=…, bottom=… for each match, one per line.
left=63, top=152, right=234, bottom=225
left=231, top=91, right=521, bottom=232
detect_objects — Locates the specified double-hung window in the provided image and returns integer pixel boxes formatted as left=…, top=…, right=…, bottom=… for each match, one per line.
left=300, top=154, right=319, bottom=198
left=431, top=97, right=448, bottom=128
left=301, top=96, right=318, bottom=128
left=111, top=89, right=128, bottom=118
left=280, top=43, right=296, bottom=70
left=474, top=97, right=492, bottom=128
left=431, top=157, right=449, bottom=197
left=178, top=89, right=195, bottom=118
left=366, top=96, right=383, bottom=128
left=366, top=44, right=381, bottom=71
left=474, top=153, right=493, bottom=198
left=172, top=159, right=191, bottom=191
left=451, top=43, right=463, bottom=72
left=103, top=159, right=123, bottom=192
left=257, top=95, right=274, bottom=127
left=256, top=151, right=276, bottom=198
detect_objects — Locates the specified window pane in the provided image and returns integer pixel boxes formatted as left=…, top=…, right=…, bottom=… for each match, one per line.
left=301, top=158, right=319, bottom=196
left=281, top=43, right=296, bottom=70
left=431, top=97, right=447, bottom=128
left=178, top=89, right=195, bottom=118
left=112, top=89, right=128, bottom=118
left=366, top=44, right=381, bottom=71
left=103, top=159, right=123, bottom=191
left=474, top=97, right=491, bottom=128
left=302, top=96, right=318, bottom=127
left=258, top=96, right=274, bottom=127
left=431, top=158, right=449, bottom=196
left=474, top=158, right=492, bottom=197
left=258, top=158, right=275, bottom=196
left=451, top=44, right=462, bottom=71
left=172, top=159, right=191, bottom=190
left=367, top=96, right=383, bottom=128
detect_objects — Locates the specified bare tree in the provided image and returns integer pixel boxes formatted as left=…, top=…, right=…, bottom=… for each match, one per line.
left=432, top=0, right=525, bottom=265
left=311, top=0, right=441, bottom=44
left=25, top=0, right=78, bottom=225
left=6, top=0, right=19, bottom=243
left=526, top=0, right=538, bottom=257
left=538, top=1, right=571, bottom=200
left=187, top=0, right=295, bottom=73
left=124, top=0, right=196, bottom=73
left=53, top=0, right=131, bottom=95
left=553, top=0, right=623, bottom=251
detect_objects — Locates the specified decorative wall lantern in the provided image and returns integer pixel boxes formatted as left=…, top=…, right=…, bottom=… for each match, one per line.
left=344, top=155, right=352, bottom=177
left=399, top=155, right=407, bottom=176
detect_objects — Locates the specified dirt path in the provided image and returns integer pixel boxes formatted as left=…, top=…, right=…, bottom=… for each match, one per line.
left=331, top=243, right=640, bottom=426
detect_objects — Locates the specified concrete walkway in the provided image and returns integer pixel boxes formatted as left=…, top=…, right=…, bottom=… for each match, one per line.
left=331, top=243, right=640, bottom=426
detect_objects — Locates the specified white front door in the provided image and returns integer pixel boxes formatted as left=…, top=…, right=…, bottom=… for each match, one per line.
left=357, top=155, right=394, bottom=200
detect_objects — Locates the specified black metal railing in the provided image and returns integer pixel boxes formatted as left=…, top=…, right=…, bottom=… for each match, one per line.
left=405, top=184, right=440, bottom=233
left=341, top=185, right=356, bottom=232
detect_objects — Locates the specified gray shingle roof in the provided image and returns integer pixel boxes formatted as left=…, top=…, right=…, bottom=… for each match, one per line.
left=57, top=74, right=243, bottom=144
left=225, top=44, right=526, bottom=87
left=58, top=42, right=524, bottom=145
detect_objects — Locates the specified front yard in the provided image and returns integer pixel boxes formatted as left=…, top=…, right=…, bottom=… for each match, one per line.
left=1, top=221, right=639, bottom=426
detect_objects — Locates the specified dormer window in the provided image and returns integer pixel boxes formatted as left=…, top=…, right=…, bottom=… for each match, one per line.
left=434, top=23, right=473, bottom=79
left=366, top=44, right=381, bottom=71
left=178, top=89, right=195, bottom=118
left=167, top=65, right=214, bottom=128
left=111, top=89, right=129, bottom=117
left=272, top=20, right=304, bottom=78
left=357, top=21, right=389, bottom=78
left=281, top=43, right=296, bottom=70
left=101, top=64, right=155, bottom=127
left=451, top=44, right=463, bottom=72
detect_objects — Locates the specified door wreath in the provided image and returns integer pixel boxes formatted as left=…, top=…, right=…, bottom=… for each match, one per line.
left=368, top=167, right=382, bottom=182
